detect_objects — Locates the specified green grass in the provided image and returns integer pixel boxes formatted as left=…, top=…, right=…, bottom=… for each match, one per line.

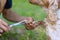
left=0, top=0, right=46, bottom=40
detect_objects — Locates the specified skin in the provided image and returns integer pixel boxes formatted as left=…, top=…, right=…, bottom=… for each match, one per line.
left=0, top=0, right=38, bottom=35
left=29, top=0, right=49, bottom=27
left=29, top=0, right=60, bottom=40
left=29, top=0, right=59, bottom=25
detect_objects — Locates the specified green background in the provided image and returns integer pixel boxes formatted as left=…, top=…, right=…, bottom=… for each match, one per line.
left=0, top=0, right=46, bottom=40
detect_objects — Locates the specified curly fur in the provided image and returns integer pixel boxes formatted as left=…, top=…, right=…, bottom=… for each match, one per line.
left=29, top=0, right=58, bottom=25
left=29, top=0, right=59, bottom=40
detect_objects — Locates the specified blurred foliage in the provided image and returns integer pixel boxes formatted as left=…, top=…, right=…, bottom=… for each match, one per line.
left=0, top=0, right=46, bottom=40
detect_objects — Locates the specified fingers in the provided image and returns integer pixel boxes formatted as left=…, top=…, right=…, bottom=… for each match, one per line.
left=25, top=17, right=34, bottom=23
left=25, top=23, right=32, bottom=30
left=25, top=22, right=36, bottom=30
left=0, top=19, right=8, bottom=26
left=0, top=19, right=10, bottom=31
left=0, top=24, right=9, bottom=32
left=25, top=17, right=37, bottom=30
left=0, top=19, right=10, bottom=36
left=0, top=29, right=3, bottom=33
left=0, top=19, right=9, bottom=28
left=0, top=29, right=3, bottom=36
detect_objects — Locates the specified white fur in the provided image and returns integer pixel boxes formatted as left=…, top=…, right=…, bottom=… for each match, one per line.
left=57, top=9, right=60, bottom=19
left=46, top=9, right=60, bottom=40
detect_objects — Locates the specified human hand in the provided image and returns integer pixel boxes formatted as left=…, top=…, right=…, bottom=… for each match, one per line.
left=24, top=17, right=37, bottom=30
left=0, top=19, right=10, bottom=36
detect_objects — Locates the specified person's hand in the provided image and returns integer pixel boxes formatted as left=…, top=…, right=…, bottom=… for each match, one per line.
left=24, top=17, right=37, bottom=30
left=0, top=19, right=10, bottom=36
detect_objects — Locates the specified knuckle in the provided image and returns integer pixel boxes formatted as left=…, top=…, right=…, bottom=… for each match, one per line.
left=6, top=28, right=9, bottom=32
left=0, top=29, right=3, bottom=33
left=4, top=28, right=8, bottom=32
left=1, top=26, right=8, bottom=32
